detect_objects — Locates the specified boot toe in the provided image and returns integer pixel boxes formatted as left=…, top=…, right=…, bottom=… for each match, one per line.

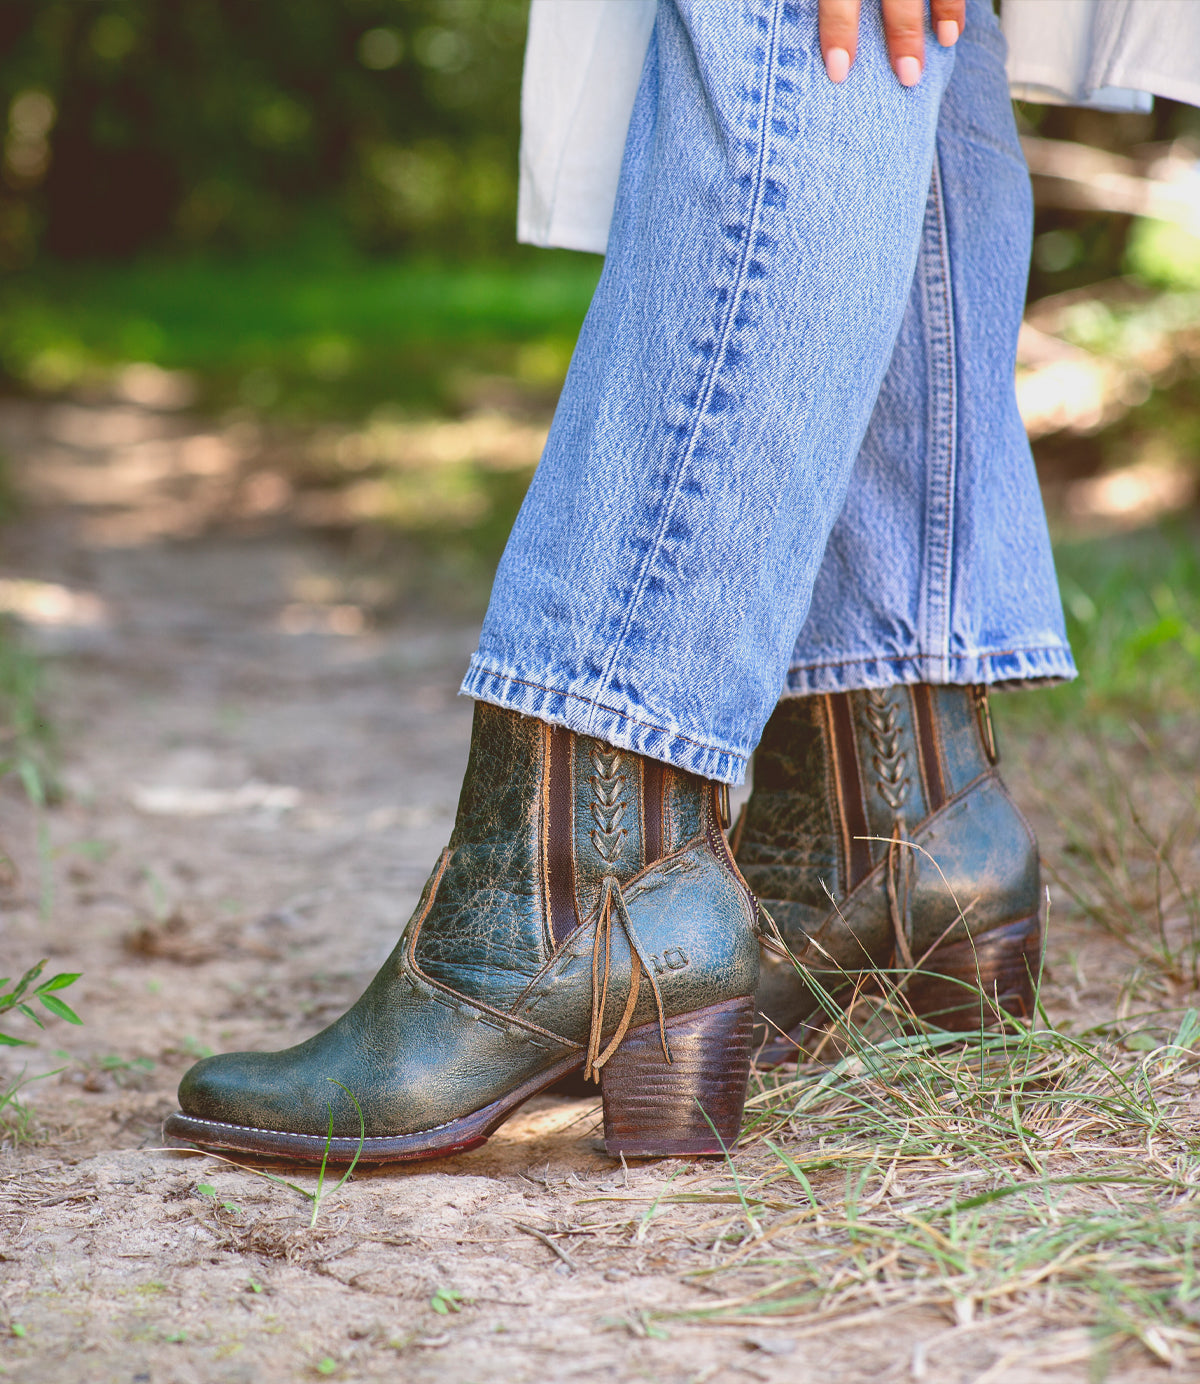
left=178, top=1051, right=328, bottom=1137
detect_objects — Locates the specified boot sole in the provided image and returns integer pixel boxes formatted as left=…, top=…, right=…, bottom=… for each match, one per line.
left=163, top=997, right=754, bottom=1166
left=162, top=1051, right=589, bottom=1166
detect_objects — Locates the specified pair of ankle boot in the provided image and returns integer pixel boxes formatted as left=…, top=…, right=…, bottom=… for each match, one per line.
left=166, top=685, right=1040, bottom=1164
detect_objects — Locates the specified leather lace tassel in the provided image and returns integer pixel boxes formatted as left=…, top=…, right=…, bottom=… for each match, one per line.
left=886, top=824, right=916, bottom=973
left=584, top=875, right=672, bottom=1082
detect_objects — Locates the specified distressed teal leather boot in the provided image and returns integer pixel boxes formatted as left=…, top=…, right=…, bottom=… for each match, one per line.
left=733, top=685, right=1041, bottom=1064
left=166, top=703, right=759, bottom=1163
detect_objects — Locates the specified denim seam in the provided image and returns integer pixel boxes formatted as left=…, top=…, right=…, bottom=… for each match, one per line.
left=584, top=0, right=784, bottom=739
left=920, top=150, right=957, bottom=682
left=783, top=650, right=1076, bottom=696
left=463, top=663, right=749, bottom=768
left=787, top=643, right=1074, bottom=673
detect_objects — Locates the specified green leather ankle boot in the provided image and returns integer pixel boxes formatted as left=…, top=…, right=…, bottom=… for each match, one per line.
left=733, top=685, right=1041, bottom=1064
left=165, top=703, right=759, bottom=1163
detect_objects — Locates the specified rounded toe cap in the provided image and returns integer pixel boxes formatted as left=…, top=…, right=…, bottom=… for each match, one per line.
left=178, top=1051, right=264, bottom=1124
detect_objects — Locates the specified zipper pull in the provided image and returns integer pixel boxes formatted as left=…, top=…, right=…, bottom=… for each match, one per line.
left=973, top=686, right=999, bottom=765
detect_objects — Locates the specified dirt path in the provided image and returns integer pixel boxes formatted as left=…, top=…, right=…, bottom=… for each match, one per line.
left=0, top=397, right=1185, bottom=1384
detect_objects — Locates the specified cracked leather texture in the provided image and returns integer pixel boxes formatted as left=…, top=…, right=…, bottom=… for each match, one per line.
left=513, top=848, right=756, bottom=1039
left=735, top=696, right=842, bottom=908
left=664, top=766, right=704, bottom=854
left=178, top=705, right=758, bottom=1139
left=415, top=702, right=551, bottom=1009
left=738, top=688, right=1039, bottom=1037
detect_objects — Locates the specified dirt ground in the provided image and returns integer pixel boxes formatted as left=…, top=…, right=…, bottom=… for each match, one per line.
left=0, top=395, right=1190, bottom=1384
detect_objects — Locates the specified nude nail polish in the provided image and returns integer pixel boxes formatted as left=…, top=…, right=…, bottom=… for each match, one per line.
left=937, top=20, right=960, bottom=46
left=825, top=46, right=850, bottom=83
left=896, top=55, right=921, bottom=86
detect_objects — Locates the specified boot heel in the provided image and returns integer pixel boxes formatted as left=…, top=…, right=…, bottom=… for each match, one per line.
left=906, top=915, right=1041, bottom=1031
left=600, top=996, right=754, bottom=1157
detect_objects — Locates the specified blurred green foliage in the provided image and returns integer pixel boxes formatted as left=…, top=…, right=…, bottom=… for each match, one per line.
left=0, top=0, right=528, bottom=266
left=0, top=3, right=1196, bottom=733
left=1127, top=219, right=1200, bottom=292
left=0, top=251, right=600, bottom=416
left=1029, top=521, right=1200, bottom=727
left=1020, top=100, right=1200, bottom=301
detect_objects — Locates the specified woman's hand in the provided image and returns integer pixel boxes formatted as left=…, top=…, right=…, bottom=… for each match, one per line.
left=819, top=0, right=964, bottom=86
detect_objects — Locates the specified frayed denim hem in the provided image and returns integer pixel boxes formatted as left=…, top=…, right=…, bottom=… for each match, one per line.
left=460, top=658, right=750, bottom=786
left=783, top=645, right=1078, bottom=696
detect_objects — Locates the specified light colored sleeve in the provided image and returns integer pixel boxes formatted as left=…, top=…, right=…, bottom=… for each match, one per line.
left=1004, top=0, right=1200, bottom=113
left=518, top=0, right=657, bottom=254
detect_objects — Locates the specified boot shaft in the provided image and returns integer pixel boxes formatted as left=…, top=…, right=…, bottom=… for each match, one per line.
left=736, top=685, right=999, bottom=908
left=739, top=684, right=1042, bottom=1045
left=172, top=702, right=760, bottom=1158
left=421, top=702, right=723, bottom=1004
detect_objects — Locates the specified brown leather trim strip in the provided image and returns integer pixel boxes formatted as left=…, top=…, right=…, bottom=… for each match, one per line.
left=828, top=692, right=873, bottom=889
left=546, top=724, right=579, bottom=947
left=402, top=849, right=450, bottom=970
left=641, top=755, right=664, bottom=866
left=911, top=684, right=947, bottom=813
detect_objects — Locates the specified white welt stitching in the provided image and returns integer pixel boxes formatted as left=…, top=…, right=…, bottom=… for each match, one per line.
left=173, top=1112, right=466, bottom=1141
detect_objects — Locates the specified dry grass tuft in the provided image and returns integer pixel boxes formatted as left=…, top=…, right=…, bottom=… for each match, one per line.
left=577, top=732, right=1200, bottom=1375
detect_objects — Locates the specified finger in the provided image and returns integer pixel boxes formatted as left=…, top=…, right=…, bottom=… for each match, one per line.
left=931, top=0, right=966, bottom=47
left=818, top=0, right=859, bottom=83
left=880, top=0, right=925, bottom=86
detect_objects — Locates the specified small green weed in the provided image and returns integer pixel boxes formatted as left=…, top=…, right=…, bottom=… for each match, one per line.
left=429, top=1287, right=465, bottom=1316
left=84, top=1053, right=156, bottom=1089
left=0, top=960, right=81, bottom=1047
left=195, top=1182, right=241, bottom=1215
left=0, top=622, right=52, bottom=790
left=170, top=1078, right=365, bottom=1227
left=0, top=622, right=57, bottom=914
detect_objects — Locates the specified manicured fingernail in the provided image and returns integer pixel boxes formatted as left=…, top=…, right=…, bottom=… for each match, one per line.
left=937, top=20, right=960, bottom=46
left=824, top=46, right=850, bottom=83
left=896, top=55, right=922, bottom=86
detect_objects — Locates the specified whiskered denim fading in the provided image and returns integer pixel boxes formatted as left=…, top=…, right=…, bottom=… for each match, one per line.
left=462, top=0, right=1074, bottom=786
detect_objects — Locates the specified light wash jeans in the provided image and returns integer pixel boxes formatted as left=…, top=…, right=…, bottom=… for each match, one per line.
left=462, top=0, right=1075, bottom=786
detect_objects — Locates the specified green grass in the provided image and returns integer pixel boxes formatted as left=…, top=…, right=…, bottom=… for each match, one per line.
left=564, top=977, right=1200, bottom=1370
left=0, top=619, right=57, bottom=914
left=996, top=517, right=1200, bottom=735
left=0, top=250, right=601, bottom=419
left=0, top=960, right=82, bottom=1144
left=0, top=619, right=51, bottom=791
left=572, top=726, right=1200, bottom=1373
left=725, top=1007, right=1199, bottom=1340
left=576, top=958, right=1200, bottom=1370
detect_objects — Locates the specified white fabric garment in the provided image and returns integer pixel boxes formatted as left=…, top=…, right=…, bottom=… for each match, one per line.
left=518, top=0, right=1200, bottom=254
left=1003, top=0, right=1200, bottom=112
left=517, top=0, right=656, bottom=252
